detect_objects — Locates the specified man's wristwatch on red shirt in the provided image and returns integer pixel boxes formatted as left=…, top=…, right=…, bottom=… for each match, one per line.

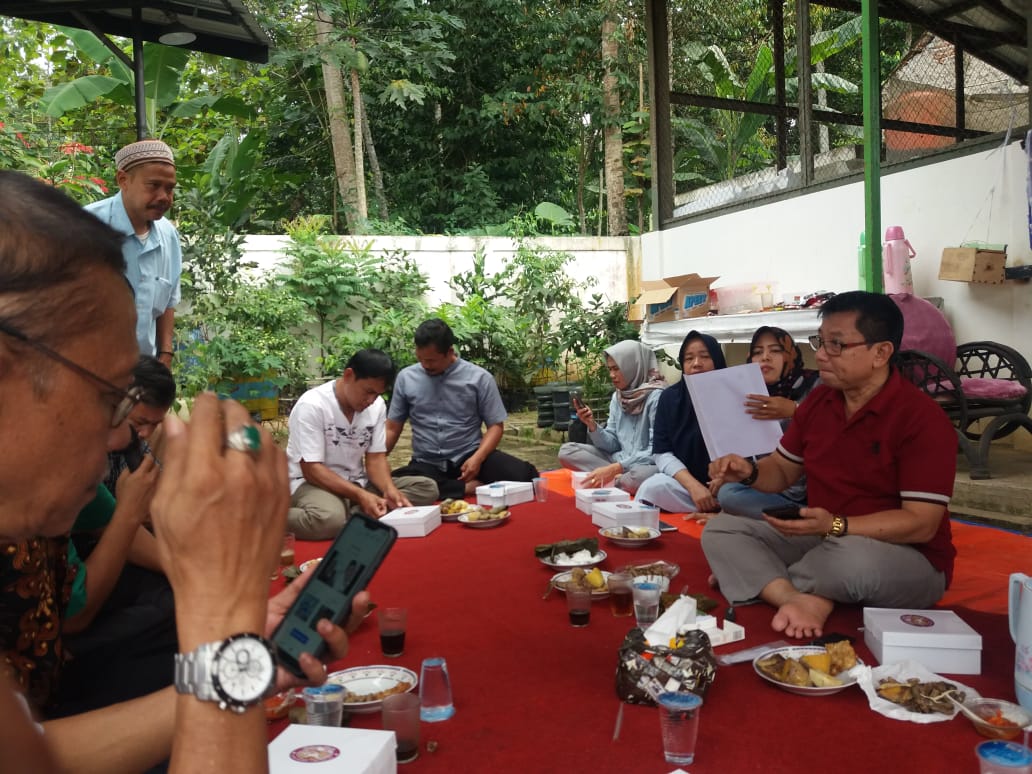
left=826, top=515, right=848, bottom=538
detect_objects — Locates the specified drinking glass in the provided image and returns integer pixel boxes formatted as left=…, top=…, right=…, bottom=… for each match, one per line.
left=632, top=582, right=661, bottom=629
left=657, top=691, right=703, bottom=765
left=419, top=657, right=455, bottom=722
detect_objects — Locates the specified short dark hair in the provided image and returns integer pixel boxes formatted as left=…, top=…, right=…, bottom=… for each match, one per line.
left=0, top=170, right=126, bottom=345
left=344, top=348, right=396, bottom=384
left=414, top=318, right=454, bottom=353
left=133, top=355, right=176, bottom=409
left=819, top=291, right=904, bottom=353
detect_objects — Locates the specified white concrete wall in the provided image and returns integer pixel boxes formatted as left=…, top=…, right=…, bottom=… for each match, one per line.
left=242, top=234, right=634, bottom=307
left=641, top=139, right=1032, bottom=364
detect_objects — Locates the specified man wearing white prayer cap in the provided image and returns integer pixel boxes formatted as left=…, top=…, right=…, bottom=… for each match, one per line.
left=84, top=139, right=181, bottom=367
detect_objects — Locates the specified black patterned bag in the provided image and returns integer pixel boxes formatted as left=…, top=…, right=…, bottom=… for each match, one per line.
left=614, top=628, right=718, bottom=706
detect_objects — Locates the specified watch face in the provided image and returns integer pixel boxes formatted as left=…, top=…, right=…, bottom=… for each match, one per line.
left=213, top=635, right=276, bottom=706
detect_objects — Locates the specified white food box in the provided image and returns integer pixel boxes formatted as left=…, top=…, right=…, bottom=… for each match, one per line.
left=571, top=470, right=615, bottom=490
left=574, top=487, right=631, bottom=515
left=591, top=500, right=660, bottom=530
left=379, top=505, right=441, bottom=538
left=863, top=607, right=982, bottom=674
left=475, top=481, right=534, bottom=508
left=685, top=614, right=746, bottom=647
left=269, top=723, right=396, bottom=773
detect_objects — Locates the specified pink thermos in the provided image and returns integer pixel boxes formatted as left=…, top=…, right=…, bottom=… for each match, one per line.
left=883, top=225, right=916, bottom=294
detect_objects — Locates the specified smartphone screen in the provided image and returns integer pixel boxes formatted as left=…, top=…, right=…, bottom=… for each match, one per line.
left=764, top=505, right=803, bottom=520
left=272, top=514, right=397, bottom=677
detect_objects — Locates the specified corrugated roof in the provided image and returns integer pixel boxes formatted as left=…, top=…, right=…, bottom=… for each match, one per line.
left=0, top=0, right=270, bottom=63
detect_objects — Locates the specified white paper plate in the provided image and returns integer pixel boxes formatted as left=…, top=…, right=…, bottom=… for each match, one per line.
left=326, top=665, right=418, bottom=714
left=538, top=549, right=607, bottom=570
left=753, top=646, right=865, bottom=697
left=856, top=660, right=980, bottom=723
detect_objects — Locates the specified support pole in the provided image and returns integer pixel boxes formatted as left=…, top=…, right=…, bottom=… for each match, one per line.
left=132, top=7, right=148, bottom=139
left=645, top=0, right=672, bottom=225
left=796, top=0, right=814, bottom=185
left=861, top=0, right=882, bottom=292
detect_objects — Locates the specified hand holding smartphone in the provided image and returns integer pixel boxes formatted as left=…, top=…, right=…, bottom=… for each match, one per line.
left=764, top=504, right=804, bottom=521
left=271, top=514, right=397, bottom=677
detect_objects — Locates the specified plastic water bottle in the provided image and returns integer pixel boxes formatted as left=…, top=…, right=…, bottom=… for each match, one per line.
left=883, top=225, right=916, bottom=294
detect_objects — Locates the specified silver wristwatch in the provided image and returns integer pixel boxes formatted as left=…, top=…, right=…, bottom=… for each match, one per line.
left=174, top=633, right=277, bottom=713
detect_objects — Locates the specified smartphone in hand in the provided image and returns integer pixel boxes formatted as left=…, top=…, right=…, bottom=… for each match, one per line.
left=764, top=504, right=803, bottom=520
left=271, top=513, right=397, bottom=677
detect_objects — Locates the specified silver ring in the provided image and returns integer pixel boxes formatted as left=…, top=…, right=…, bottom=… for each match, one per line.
left=763, top=403, right=769, bottom=409
left=226, top=424, right=262, bottom=454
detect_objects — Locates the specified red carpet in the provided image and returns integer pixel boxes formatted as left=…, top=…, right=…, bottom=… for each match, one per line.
left=270, top=470, right=1028, bottom=773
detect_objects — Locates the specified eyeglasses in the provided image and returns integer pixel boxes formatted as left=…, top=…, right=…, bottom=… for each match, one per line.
left=0, top=320, right=142, bottom=427
left=808, top=334, right=870, bottom=356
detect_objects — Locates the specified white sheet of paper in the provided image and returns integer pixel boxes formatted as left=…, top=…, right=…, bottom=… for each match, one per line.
left=684, top=362, right=784, bottom=460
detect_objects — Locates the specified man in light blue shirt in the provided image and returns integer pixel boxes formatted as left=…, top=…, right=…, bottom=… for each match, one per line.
left=84, top=140, right=181, bottom=367
left=386, top=319, right=539, bottom=500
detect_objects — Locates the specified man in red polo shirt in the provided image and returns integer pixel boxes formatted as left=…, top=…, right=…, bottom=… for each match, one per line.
left=703, top=291, right=957, bottom=639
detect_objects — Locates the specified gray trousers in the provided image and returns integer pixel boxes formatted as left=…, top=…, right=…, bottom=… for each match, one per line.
left=701, top=513, right=946, bottom=608
left=287, top=476, right=439, bottom=540
left=557, top=442, right=657, bottom=495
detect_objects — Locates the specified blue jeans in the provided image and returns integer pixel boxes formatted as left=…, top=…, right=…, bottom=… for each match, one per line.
left=716, top=482, right=803, bottom=519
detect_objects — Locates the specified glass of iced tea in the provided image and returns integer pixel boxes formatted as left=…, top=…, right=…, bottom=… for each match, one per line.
left=607, top=572, right=633, bottom=617
left=280, top=532, right=296, bottom=569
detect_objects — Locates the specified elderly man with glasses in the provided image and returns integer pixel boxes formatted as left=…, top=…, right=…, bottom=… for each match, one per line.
left=703, top=291, right=958, bottom=640
left=0, top=170, right=365, bottom=773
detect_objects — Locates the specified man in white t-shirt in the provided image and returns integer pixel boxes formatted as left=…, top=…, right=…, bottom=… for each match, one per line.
left=287, top=349, right=438, bottom=539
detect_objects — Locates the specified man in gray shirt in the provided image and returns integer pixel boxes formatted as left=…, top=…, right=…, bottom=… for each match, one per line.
left=386, top=319, right=539, bottom=500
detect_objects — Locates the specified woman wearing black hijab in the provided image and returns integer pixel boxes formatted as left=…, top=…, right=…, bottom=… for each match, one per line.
left=635, top=331, right=727, bottom=516
left=716, top=326, right=819, bottom=518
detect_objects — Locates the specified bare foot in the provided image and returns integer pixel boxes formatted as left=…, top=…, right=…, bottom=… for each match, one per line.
left=770, top=592, right=834, bottom=639
left=463, top=479, right=483, bottom=496
left=707, top=573, right=719, bottom=589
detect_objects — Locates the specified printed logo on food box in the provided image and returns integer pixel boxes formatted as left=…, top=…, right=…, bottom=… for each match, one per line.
left=290, top=744, right=341, bottom=762
left=899, top=614, right=935, bottom=628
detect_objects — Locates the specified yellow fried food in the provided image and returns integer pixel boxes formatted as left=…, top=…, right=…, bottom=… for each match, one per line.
left=808, top=669, right=843, bottom=688
left=801, top=653, right=832, bottom=674
left=826, top=640, right=858, bottom=675
left=585, top=568, right=605, bottom=589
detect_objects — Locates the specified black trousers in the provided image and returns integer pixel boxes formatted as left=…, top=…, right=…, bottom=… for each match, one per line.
left=393, top=449, right=539, bottom=500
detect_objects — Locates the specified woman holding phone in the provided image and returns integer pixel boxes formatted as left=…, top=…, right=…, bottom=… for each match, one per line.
left=716, top=325, right=819, bottom=518
left=558, top=340, right=665, bottom=494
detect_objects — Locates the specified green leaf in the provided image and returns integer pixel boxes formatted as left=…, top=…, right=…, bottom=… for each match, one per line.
left=534, top=201, right=574, bottom=228
left=41, top=75, right=126, bottom=117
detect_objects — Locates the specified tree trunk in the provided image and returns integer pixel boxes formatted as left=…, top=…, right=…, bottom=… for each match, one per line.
left=349, top=64, right=368, bottom=222
left=315, top=12, right=360, bottom=232
left=359, top=96, right=389, bottom=222
left=601, top=15, right=627, bottom=236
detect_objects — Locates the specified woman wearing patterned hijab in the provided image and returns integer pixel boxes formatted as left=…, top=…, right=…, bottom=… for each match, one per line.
left=634, top=331, right=727, bottom=516
left=558, top=340, right=666, bottom=494
left=716, top=326, right=819, bottom=518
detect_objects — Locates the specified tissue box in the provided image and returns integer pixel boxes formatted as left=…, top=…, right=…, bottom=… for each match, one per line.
left=863, top=608, right=982, bottom=674
left=475, top=481, right=534, bottom=508
left=269, top=724, right=395, bottom=773
left=575, top=487, right=631, bottom=515
left=380, top=505, right=441, bottom=538
left=591, top=501, right=660, bottom=531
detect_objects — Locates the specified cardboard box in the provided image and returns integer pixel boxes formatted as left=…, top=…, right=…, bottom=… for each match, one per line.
left=634, top=273, right=719, bottom=323
left=574, top=487, right=631, bottom=515
left=571, top=471, right=614, bottom=490
left=380, top=505, right=441, bottom=538
left=939, top=247, right=1006, bottom=284
left=475, top=481, right=534, bottom=508
left=591, top=501, right=660, bottom=531
left=268, top=724, right=395, bottom=773
left=685, top=615, right=746, bottom=647
left=863, top=607, right=982, bottom=674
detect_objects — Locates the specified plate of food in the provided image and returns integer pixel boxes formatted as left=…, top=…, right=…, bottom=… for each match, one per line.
left=299, top=558, right=322, bottom=574
left=326, top=665, right=418, bottom=714
left=617, top=560, right=681, bottom=592
left=538, top=548, right=607, bottom=570
left=753, top=642, right=864, bottom=696
left=599, top=525, right=661, bottom=548
left=857, top=660, right=979, bottom=723
left=550, top=568, right=611, bottom=598
left=439, top=498, right=482, bottom=522
left=457, top=509, right=510, bottom=528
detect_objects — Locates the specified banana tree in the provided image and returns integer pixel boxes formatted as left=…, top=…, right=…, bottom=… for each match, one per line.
left=681, top=15, right=862, bottom=182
